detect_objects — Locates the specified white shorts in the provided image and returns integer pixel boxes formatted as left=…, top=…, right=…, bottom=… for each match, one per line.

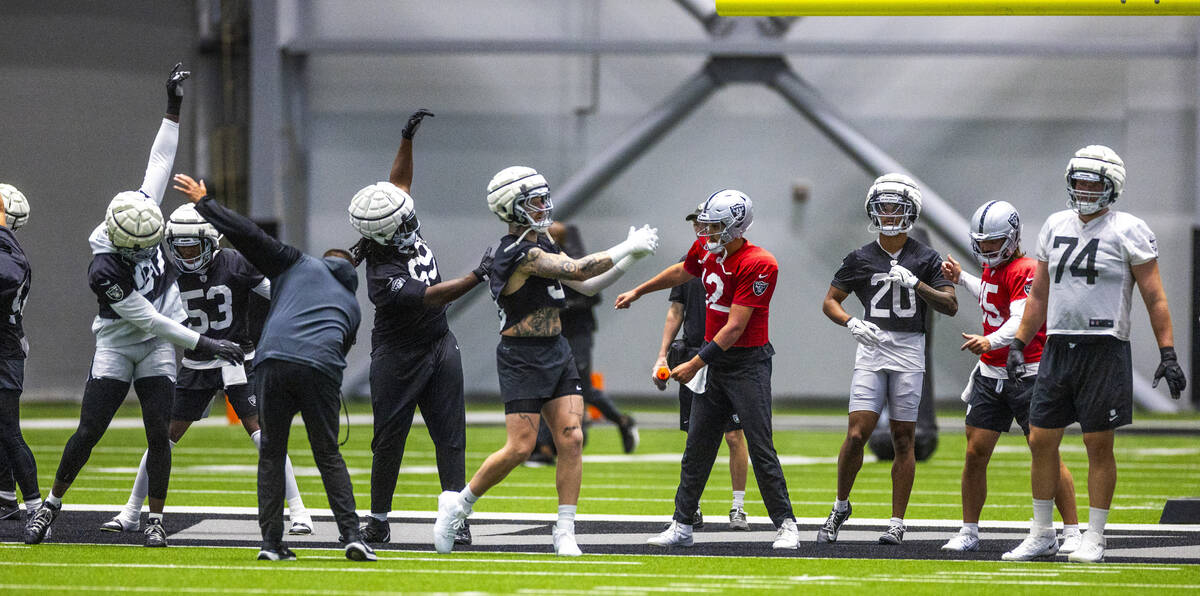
left=90, top=338, right=177, bottom=383
left=848, top=369, right=924, bottom=422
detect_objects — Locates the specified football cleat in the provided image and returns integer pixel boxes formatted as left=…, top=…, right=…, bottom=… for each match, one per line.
left=647, top=520, right=693, bottom=547
left=454, top=519, right=472, bottom=546
left=359, top=517, right=390, bottom=544
left=552, top=527, right=582, bottom=557
left=345, top=539, right=378, bottom=562
left=728, top=508, right=750, bottom=531
left=1002, top=527, right=1059, bottom=561
left=24, top=501, right=59, bottom=544
left=144, top=518, right=168, bottom=547
left=1059, top=528, right=1083, bottom=555
left=433, top=491, right=468, bottom=554
left=941, top=530, right=980, bottom=552
left=772, top=518, right=800, bottom=549
left=817, top=502, right=851, bottom=543
left=0, top=499, right=19, bottom=521
left=257, top=545, right=297, bottom=561
left=288, top=518, right=314, bottom=536
left=618, top=416, right=640, bottom=454
left=1067, top=531, right=1105, bottom=563
left=100, top=513, right=140, bottom=532
left=879, top=522, right=905, bottom=545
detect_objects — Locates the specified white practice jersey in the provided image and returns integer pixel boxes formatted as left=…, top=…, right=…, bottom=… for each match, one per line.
left=1035, top=209, right=1158, bottom=340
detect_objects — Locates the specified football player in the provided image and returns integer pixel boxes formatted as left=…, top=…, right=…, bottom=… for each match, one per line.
left=650, top=203, right=750, bottom=531
left=939, top=201, right=1080, bottom=553
left=1003, top=146, right=1186, bottom=563
left=347, top=109, right=490, bottom=546
left=819, top=174, right=957, bottom=545
left=99, top=203, right=314, bottom=536
left=432, top=166, right=657, bottom=556
left=616, top=190, right=801, bottom=550
left=0, top=185, right=37, bottom=525
left=25, top=64, right=245, bottom=548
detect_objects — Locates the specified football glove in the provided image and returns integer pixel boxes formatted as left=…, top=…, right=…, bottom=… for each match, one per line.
left=196, top=336, right=244, bottom=366
left=472, top=246, right=493, bottom=282
left=1152, top=346, right=1187, bottom=399
left=401, top=109, right=435, bottom=140
left=846, top=317, right=882, bottom=348
left=885, top=263, right=918, bottom=289
left=165, top=62, right=191, bottom=116
left=626, top=225, right=659, bottom=258
left=1006, top=338, right=1027, bottom=382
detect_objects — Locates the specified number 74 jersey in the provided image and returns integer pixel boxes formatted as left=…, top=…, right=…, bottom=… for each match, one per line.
left=1036, top=209, right=1158, bottom=341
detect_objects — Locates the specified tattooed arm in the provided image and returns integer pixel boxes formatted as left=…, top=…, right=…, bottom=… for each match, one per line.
left=517, top=247, right=616, bottom=281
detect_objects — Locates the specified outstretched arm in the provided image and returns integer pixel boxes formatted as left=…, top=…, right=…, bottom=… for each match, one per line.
left=174, top=174, right=302, bottom=278
left=614, top=262, right=695, bottom=309
left=389, top=109, right=434, bottom=192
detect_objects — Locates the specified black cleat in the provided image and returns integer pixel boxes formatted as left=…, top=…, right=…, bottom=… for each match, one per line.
left=0, top=498, right=19, bottom=521
left=454, top=519, right=472, bottom=546
left=360, top=517, right=391, bottom=544
left=345, top=539, right=377, bottom=562
left=618, top=416, right=640, bottom=454
left=144, top=518, right=168, bottom=547
left=817, top=502, right=851, bottom=543
left=24, top=501, right=60, bottom=545
left=257, top=545, right=297, bottom=561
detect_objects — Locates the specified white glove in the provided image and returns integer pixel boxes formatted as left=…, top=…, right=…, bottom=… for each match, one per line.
left=886, top=263, right=918, bottom=289
left=846, top=317, right=882, bottom=348
left=625, top=224, right=659, bottom=258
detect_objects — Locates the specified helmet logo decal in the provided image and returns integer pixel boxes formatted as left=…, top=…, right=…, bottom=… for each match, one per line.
left=730, top=203, right=745, bottom=220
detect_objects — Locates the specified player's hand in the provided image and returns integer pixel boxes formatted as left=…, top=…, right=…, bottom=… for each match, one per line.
left=885, top=262, right=919, bottom=289
left=846, top=317, right=881, bottom=348
left=401, top=109, right=434, bottom=140
left=614, top=289, right=640, bottom=309
left=472, top=246, right=493, bottom=282
left=196, top=336, right=245, bottom=365
left=960, top=333, right=992, bottom=355
left=942, top=254, right=962, bottom=284
left=165, top=62, right=190, bottom=116
left=625, top=225, right=659, bottom=258
left=652, top=356, right=669, bottom=391
left=670, top=358, right=702, bottom=384
left=172, top=174, right=207, bottom=203
left=1006, top=338, right=1027, bottom=382
left=1152, top=346, right=1187, bottom=399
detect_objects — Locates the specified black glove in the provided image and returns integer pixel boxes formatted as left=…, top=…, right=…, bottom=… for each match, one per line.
left=1006, top=338, right=1027, bottom=382
left=472, top=247, right=493, bottom=282
left=401, top=109, right=434, bottom=140
left=165, top=62, right=191, bottom=116
left=196, top=335, right=244, bottom=365
left=1152, top=346, right=1187, bottom=399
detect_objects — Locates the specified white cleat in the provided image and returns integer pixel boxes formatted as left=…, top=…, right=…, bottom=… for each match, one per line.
left=1067, top=531, right=1105, bottom=563
left=1058, top=528, right=1083, bottom=555
left=1002, top=527, right=1059, bottom=561
left=288, top=515, right=314, bottom=536
left=553, top=527, right=582, bottom=556
left=433, top=491, right=467, bottom=554
left=100, top=513, right=140, bottom=533
left=941, top=530, right=981, bottom=552
left=647, top=520, right=693, bottom=547
left=772, top=518, right=800, bottom=550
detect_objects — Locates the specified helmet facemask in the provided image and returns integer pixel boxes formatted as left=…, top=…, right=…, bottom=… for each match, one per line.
left=169, top=236, right=217, bottom=273
left=1066, top=170, right=1115, bottom=216
left=514, top=189, right=553, bottom=232
left=695, top=219, right=731, bottom=253
left=868, top=193, right=916, bottom=236
left=970, top=233, right=1017, bottom=268
left=387, top=211, right=422, bottom=251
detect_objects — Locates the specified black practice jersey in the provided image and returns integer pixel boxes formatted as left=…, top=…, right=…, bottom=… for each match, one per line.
left=178, top=249, right=265, bottom=360
left=667, top=256, right=706, bottom=348
left=89, top=248, right=179, bottom=320
left=489, top=233, right=566, bottom=333
left=0, top=228, right=30, bottom=359
left=831, top=237, right=951, bottom=333
left=366, top=238, right=450, bottom=351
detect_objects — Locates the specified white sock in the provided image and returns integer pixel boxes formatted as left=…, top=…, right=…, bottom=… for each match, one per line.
left=1088, top=507, right=1109, bottom=535
left=1033, top=498, right=1054, bottom=531
left=0, top=490, right=15, bottom=501
left=46, top=495, right=61, bottom=508
left=834, top=499, right=849, bottom=513
left=252, top=430, right=306, bottom=517
left=556, top=505, right=576, bottom=533
left=128, top=440, right=175, bottom=517
left=147, top=512, right=163, bottom=524
left=1063, top=523, right=1080, bottom=536
left=731, top=491, right=745, bottom=510
left=962, top=522, right=979, bottom=536
left=459, top=486, right=479, bottom=513
left=889, top=516, right=904, bottom=528
left=24, top=498, right=41, bottom=512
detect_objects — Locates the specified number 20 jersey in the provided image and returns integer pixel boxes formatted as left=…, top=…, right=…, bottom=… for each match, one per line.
left=177, top=249, right=266, bottom=366
left=1035, top=209, right=1157, bottom=341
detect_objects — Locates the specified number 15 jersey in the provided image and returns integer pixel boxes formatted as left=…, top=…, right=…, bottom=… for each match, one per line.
left=1035, top=209, right=1157, bottom=341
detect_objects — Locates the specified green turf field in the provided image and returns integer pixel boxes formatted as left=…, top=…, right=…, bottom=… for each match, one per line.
left=5, top=406, right=1200, bottom=593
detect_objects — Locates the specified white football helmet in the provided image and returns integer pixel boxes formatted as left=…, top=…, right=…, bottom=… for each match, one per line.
left=696, top=189, right=753, bottom=252
left=1065, top=144, right=1124, bottom=215
left=165, top=203, right=221, bottom=273
left=968, top=200, right=1021, bottom=268
left=865, top=173, right=922, bottom=236
left=105, top=191, right=163, bottom=261
left=0, top=183, right=29, bottom=230
left=348, top=181, right=420, bottom=249
left=486, top=166, right=552, bottom=230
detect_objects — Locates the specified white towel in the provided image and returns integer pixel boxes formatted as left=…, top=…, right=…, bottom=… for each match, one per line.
left=685, top=365, right=708, bottom=394
left=221, top=362, right=248, bottom=386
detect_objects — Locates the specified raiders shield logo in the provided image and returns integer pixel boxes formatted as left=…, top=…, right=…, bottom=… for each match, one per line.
left=105, top=284, right=125, bottom=302
left=1008, top=211, right=1020, bottom=229
left=1024, top=275, right=1034, bottom=296
left=389, top=277, right=406, bottom=293
left=730, top=203, right=746, bottom=220
left=753, top=280, right=769, bottom=296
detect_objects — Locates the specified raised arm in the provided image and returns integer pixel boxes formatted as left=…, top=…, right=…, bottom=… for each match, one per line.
left=174, top=174, right=302, bottom=279
left=389, top=109, right=434, bottom=192
left=139, top=64, right=191, bottom=204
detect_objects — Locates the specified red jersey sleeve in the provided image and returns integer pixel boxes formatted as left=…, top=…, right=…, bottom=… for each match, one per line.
left=732, top=255, right=777, bottom=309
left=683, top=239, right=705, bottom=278
left=1005, top=258, right=1036, bottom=305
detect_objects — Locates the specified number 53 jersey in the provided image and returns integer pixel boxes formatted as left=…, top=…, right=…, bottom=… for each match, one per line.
left=177, top=249, right=269, bottom=368
left=1036, top=209, right=1158, bottom=341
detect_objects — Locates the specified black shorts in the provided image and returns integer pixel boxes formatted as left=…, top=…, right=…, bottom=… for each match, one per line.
left=1030, top=334, right=1133, bottom=433
left=497, top=335, right=582, bottom=414
left=0, top=358, right=25, bottom=391
left=965, top=368, right=1034, bottom=435
left=172, top=366, right=258, bottom=422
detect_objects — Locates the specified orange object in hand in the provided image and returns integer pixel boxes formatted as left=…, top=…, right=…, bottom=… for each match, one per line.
left=656, top=367, right=671, bottom=381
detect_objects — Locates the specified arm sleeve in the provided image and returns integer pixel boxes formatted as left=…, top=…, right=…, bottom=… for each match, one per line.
left=367, top=262, right=426, bottom=308
left=562, top=255, right=638, bottom=297
left=109, top=292, right=201, bottom=349
left=731, top=259, right=777, bottom=309
left=985, top=298, right=1025, bottom=348
left=195, top=197, right=301, bottom=278
left=138, top=119, right=179, bottom=204
left=957, top=270, right=982, bottom=299
left=1122, top=216, right=1159, bottom=265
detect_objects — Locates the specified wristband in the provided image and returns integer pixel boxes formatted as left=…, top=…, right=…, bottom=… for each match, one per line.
left=167, top=95, right=183, bottom=117
left=697, top=341, right=725, bottom=365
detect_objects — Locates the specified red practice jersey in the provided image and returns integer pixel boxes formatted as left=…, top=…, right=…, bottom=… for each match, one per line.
left=979, top=256, right=1045, bottom=367
left=683, top=239, right=777, bottom=347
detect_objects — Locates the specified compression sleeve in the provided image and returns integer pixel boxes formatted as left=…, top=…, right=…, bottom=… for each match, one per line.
left=110, top=291, right=201, bottom=349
